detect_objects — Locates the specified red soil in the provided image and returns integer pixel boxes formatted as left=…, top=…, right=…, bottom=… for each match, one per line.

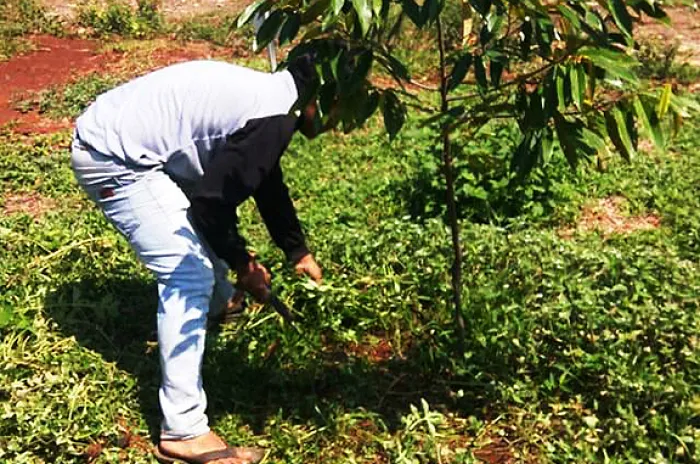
left=0, top=34, right=236, bottom=134
left=0, top=4, right=696, bottom=135
left=0, top=35, right=110, bottom=130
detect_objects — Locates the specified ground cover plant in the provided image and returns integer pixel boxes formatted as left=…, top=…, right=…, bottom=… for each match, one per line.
left=0, top=0, right=63, bottom=60
left=2, top=100, right=699, bottom=463
left=1, top=0, right=699, bottom=463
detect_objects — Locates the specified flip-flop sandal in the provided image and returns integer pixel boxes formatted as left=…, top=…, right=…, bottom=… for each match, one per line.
left=153, top=445, right=265, bottom=464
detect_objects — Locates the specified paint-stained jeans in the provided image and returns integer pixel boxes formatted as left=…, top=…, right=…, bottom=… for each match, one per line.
left=70, top=135, right=234, bottom=440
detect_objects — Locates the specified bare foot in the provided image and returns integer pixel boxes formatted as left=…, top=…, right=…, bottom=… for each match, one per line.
left=158, top=431, right=263, bottom=464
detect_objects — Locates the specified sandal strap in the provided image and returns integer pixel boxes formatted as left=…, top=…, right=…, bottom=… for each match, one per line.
left=191, top=448, right=236, bottom=463
left=193, top=447, right=265, bottom=464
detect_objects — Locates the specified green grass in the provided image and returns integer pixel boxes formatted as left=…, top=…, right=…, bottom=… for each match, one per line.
left=1, top=88, right=699, bottom=461
left=76, top=0, right=164, bottom=39
left=0, top=6, right=699, bottom=460
left=0, top=0, right=64, bottom=60
left=171, top=11, right=249, bottom=47
left=13, top=73, right=125, bottom=119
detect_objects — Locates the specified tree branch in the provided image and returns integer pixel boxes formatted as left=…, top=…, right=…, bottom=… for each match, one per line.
left=437, top=15, right=466, bottom=350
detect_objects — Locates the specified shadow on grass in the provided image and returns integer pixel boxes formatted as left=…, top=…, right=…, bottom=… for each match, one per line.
left=44, top=275, right=510, bottom=442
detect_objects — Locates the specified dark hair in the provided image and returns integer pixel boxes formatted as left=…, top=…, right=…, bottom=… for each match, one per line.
left=287, top=50, right=320, bottom=108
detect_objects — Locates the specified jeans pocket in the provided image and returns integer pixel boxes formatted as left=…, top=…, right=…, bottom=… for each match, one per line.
left=98, top=184, right=140, bottom=241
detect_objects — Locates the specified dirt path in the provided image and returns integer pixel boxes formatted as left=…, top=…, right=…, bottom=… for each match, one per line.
left=0, top=34, right=237, bottom=133
left=0, top=35, right=106, bottom=131
left=40, top=0, right=251, bottom=20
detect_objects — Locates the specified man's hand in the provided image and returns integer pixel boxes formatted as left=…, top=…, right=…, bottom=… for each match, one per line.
left=236, top=258, right=272, bottom=302
left=294, top=253, right=322, bottom=283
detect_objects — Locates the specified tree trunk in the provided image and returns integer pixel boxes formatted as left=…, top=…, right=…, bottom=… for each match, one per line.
left=437, top=16, right=466, bottom=349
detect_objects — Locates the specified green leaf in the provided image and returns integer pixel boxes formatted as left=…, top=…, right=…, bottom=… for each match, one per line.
left=510, top=131, right=539, bottom=178
left=341, top=49, right=373, bottom=93
left=527, top=91, right=545, bottom=129
left=381, top=53, right=411, bottom=81
left=578, top=47, right=638, bottom=84
left=447, top=54, right=472, bottom=91
left=422, top=0, right=442, bottom=24
left=554, top=113, right=596, bottom=168
left=372, top=0, right=383, bottom=18
left=279, top=13, right=301, bottom=46
left=382, top=90, right=406, bottom=140
left=556, top=66, right=570, bottom=111
left=333, top=0, right=345, bottom=15
left=520, top=20, right=532, bottom=59
left=636, top=0, right=670, bottom=24
left=319, top=81, right=339, bottom=115
left=542, top=69, right=558, bottom=120
left=581, top=125, right=609, bottom=157
left=322, top=10, right=339, bottom=31
left=355, top=50, right=374, bottom=81
left=633, top=96, right=664, bottom=150
left=236, top=0, right=267, bottom=28
left=657, top=83, right=672, bottom=119
left=302, top=0, right=332, bottom=23
left=0, top=306, right=13, bottom=329
left=557, top=4, right=581, bottom=29
left=605, top=106, right=636, bottom=161
left=255, top=10, right=284, bottom=51
left=584, top=8, right=604, bottom=31
left=356, top=90, right=380, bottom=126
left=608, top=0, right=633, bottom=38
left=474, top=55, right=487, bottom=91
left=570, top=64, right=585, bottom=109
left=465, top=185, right=489, bottom=200
left=541, top=126, right=554, bottom=165
left=534, top=20, right=553, bottom=58
left=668, top=92, right=700, bottom=118
left=352, top=0, right=372, bottom=35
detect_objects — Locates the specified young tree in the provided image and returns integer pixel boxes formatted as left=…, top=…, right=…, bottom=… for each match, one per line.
left=238, top=0, right=696, bottom=346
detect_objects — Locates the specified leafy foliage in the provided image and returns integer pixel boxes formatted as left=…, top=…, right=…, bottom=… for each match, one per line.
left=393, top=122, right=578, bottom=224
left=13, top=73, right=123, bottom=118
left=238, top=0, right=699, bottom=353
left=1, top=96, right=700, bottom=461
left=172, top=11, right=245, bottom=46
left=76, top=0, right=164, bottom=38
left=237, top=0, right=695, bottom=173
left=0, top=0, right=64, bottom=60
left=1, top=4, right=699, bottom=463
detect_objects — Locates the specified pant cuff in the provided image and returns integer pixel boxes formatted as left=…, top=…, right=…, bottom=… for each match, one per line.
left=160, top=421, right=210, bottom=441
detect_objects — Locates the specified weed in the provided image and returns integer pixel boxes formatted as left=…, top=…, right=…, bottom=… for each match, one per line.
left=172, top=12, right=241, bottom=47
left=637, top=38, right=700, bottom=84
left=0, top=0, right=64, bottom=60
left=391, top=120, right=579, bottom=225
left=76, top=0, right=164, bottom=39
left=13, top=73, right=123, bottom=118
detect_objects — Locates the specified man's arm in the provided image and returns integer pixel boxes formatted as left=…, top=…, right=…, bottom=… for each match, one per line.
left=190, top=115, right=297, bottom=271
left=253, top=163, right=309, bottom=264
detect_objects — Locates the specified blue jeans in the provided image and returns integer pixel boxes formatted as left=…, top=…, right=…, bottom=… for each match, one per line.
left=71, top=136, right=234, bottom=440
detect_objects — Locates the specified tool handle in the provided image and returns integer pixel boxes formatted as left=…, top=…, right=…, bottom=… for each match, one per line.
left=261, top=288, right=296, bottom=324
